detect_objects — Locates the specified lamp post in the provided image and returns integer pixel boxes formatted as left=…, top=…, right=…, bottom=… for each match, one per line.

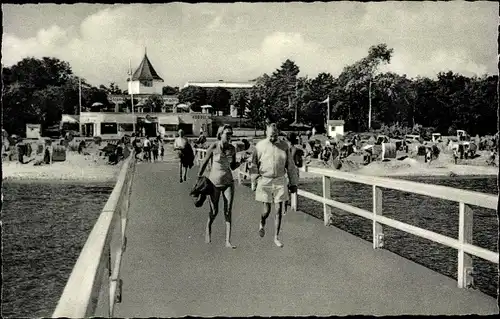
left=260, top=98, right=266, bottom=136
left=368, top=77, right=372, bottom=130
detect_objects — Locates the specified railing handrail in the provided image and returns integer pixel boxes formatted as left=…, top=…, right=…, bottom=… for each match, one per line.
left=52, top=150, right=136, bottom=318
left=303, top=166, right=498, bottom=210
left=225, top=149, right=497, bottom=289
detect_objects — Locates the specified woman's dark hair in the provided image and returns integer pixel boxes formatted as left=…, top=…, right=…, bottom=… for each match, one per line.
left=287, top=132, right=298, bottom=145
left=217, top=124, right=233, bottom=140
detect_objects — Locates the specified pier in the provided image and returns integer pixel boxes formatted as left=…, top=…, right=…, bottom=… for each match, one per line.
left=52, top=151, right=498, bottom=317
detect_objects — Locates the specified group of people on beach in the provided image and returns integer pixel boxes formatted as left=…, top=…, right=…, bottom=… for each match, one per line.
left=179, top=122, right=301, bottom=249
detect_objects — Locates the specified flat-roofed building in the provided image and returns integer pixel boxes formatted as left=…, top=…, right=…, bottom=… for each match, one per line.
left=183, top=81, right=255, bottom=90
left=183, top=80, right=255, bottom=117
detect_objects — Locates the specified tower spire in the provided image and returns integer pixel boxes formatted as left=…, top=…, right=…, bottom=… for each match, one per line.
left=145, top=46, right=147, bottom=56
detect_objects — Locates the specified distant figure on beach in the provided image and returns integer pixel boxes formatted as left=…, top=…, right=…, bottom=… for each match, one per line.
left=16, top=138, right=25, bottom=164
left=174, top=129, right=194, bottom=182
left=78, top=140, right=86, bottom=154
left=453, top=147, right=459, bottom=164
left=425, top=147, right=432, bottom=163
left=486, top=151, right=496, bottom=166
left=306, top=130, right=312, bottom=140
left=197, top=124, right=245, bottom=248
left=250, top=122, right=298, bottom=248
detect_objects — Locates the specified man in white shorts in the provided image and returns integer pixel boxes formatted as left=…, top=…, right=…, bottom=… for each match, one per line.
left=250, top=123, right=298, bottom=247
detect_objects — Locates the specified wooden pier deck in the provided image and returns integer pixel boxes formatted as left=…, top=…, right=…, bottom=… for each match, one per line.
left=101, top=162, right=497, bottom=316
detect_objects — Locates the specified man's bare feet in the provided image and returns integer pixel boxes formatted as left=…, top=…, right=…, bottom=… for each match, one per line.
left=259, top=223, right=265, bottom=238
left=274, top=238, right=284, bottom=248
left=225, top=242, right=236, bottom=249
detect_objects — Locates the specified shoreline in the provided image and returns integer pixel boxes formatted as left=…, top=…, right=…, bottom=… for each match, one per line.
left=2, top=157, right=122, bottom=183
left=3, top=155, right=497, bottom=183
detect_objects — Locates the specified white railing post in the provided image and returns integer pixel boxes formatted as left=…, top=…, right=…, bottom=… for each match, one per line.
left=458, top=202, right=474, bottom=288
left=372, top=185, right=384, bottom=249
left=291, top=192, right=297, bottom=211
left=322, top=175, right=332, bottom=226
left=107, top=246, right=113, bottom=317
left=195, top=150, right=201, bottom=166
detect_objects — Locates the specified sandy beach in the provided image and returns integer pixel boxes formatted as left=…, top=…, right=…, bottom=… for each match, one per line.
left=2, top=151, right=122, bottom=182
left=3, top=143, right=497, bottom=183
left=299, top=151, right=498, bottom=180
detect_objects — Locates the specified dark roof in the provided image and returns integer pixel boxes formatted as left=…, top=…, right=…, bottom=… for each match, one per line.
left=131, top=54, right=164, bottom=82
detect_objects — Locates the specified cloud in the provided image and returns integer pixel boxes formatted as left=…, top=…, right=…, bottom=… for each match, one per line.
left=1, top=2, right=497, bottom=90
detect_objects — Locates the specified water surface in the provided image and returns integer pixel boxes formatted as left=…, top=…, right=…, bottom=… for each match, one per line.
left=2, top=181, right=114, bottom=318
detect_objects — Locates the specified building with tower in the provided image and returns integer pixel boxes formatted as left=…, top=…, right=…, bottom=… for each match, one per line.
left=127, top=51, right=164, bottom=95
left=78, top=51, right=212, bottom=138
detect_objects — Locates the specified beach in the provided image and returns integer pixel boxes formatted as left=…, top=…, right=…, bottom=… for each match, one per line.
left=2, top=149, right=122, bottom=182
left=300, top=150, right=498, bottom=180
left=3, top=141, right=498, bottom=182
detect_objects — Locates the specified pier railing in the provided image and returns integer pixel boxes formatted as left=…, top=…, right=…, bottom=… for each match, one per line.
left=195, top=148, right=498, bottom=290
left=52, top=150, right=136, bottom=318
left=294, top=166, right=498, bottom=289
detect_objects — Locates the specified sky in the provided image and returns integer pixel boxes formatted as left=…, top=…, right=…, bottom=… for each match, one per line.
left=2, top=2, right=498, bottom=90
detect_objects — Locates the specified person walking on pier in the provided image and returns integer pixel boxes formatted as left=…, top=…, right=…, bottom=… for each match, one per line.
left=250, top=123, right=299, bottom=248
left=197, top=124, right=244, bottom=249
left=151, top=138, right=159, bottom=162
left=143, top=136, right=151, bottom=162
left=284, top=132, right=304, bottom=215
left=158, top=135, right=165, bottom=161
left=174, top=129, right=194, bottom=183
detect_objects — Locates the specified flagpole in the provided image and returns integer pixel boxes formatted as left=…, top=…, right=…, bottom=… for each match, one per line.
left=79, top=78, right=82, bottom=136
left=79, top=78, right=82, bottom=115
left=324, top=96, right=330, bottom=136
left=327, top=96, right=330, bottom=123
left=294, top=80, right=298, bottom=123
left=129, top=59, right=136, bottom=133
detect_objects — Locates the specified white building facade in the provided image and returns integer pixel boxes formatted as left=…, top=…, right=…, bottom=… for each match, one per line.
left=327, top=120, right=345, bottom=138
left=183, top=81, right=255, bottom=117
left=75, top=53, right=214, bottom=138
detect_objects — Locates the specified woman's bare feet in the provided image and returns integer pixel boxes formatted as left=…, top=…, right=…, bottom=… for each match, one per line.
left=259, top=223, right=265, bottom=237
left=225, top=242, right=236, bottom=249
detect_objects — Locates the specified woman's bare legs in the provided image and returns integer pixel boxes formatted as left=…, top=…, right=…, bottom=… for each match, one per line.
left=183, top=166, right=188, bottom=181
left=179, top=161, right=183, bottom=183
left=206, top=188, right=221, bottom=243
left=222, top=184, right=236, bottom=248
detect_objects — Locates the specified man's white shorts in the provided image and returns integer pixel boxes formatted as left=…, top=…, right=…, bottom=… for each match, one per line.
left=255, top=176, right=289, bottom=203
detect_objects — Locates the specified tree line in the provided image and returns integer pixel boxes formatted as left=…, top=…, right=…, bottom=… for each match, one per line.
left=2, top=45, right=498, bottom=137
left=244, top=43, right=498, bottom=137
left=1, top=57, right=183, bottom=135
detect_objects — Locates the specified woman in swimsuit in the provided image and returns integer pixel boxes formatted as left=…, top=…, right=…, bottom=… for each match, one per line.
left=197, top=125, right=244, bottom=249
